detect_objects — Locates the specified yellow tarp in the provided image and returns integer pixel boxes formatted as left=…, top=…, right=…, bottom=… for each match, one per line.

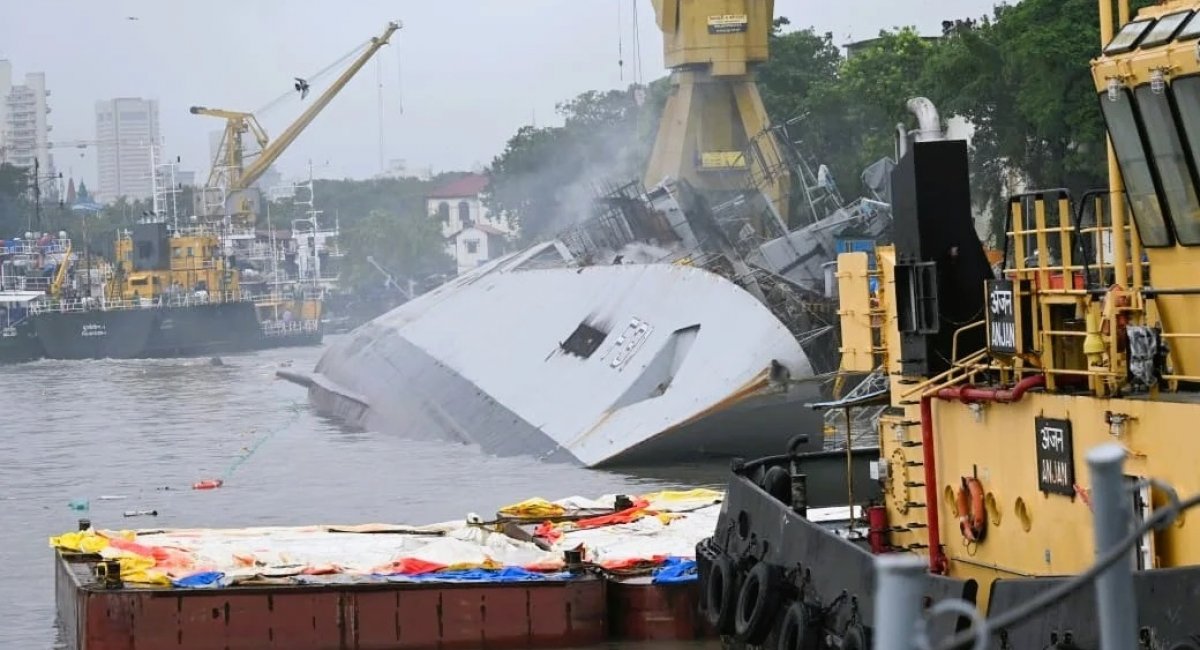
left=498, top=498, right=566, bottom=518
left=49, top=529, right=170, bottom=586
left=49, top=529, right=134, bottom=554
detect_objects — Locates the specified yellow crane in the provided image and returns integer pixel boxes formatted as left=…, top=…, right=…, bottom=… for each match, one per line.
left=645, top=0, right=790, bottom=229
left=191, top=20, right=401, bottom=224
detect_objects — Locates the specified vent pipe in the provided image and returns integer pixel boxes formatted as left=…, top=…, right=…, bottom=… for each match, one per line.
left=896, top=123, right=909, bottom=159
left=906, top=97, right=944, bottom=142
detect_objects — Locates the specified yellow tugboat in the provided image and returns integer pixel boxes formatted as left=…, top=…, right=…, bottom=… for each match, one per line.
left=697, top=1, right=1200, bottom=647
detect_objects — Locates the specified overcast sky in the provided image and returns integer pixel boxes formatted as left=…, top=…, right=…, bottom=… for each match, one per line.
left=1, top=0, right=1001, bottom=188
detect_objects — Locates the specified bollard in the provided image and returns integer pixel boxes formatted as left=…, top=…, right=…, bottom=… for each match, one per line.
left=95, top=559, right=123, bottom=590
left=564, top=547, right=584, bottom=574
left=873, top=555, right=926, bottom=650
left=78, top=518, right=91, bottom=531
left=791, top=471, right=808, bottom=517
left=1087, top=443, right=1138, bottom=650
left=789, top=434, right=810, bottom=517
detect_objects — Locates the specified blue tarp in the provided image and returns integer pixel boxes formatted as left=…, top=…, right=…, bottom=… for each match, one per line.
left=378, top=567, right=574, bottom=584
left=651, top=557, right=697, bottom=584
left=172, top=571, right=225, bottom=588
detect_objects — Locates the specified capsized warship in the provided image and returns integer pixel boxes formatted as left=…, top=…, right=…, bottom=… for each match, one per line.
left=282, top=142, right=895, bottom=467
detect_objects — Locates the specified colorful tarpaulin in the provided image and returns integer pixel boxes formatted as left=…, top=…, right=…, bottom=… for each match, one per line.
left=49, top=489, right=723, bottom=589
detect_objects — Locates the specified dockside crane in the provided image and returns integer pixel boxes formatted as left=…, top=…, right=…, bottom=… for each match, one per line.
left=191, top=20, right=401, bottom=225
left=645, top=0, right=791, bottom=230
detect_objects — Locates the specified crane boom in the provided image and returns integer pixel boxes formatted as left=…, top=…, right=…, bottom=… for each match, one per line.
left=190, top=20, right=401, bottom=221
left=238, top=21, right=400, bottom=191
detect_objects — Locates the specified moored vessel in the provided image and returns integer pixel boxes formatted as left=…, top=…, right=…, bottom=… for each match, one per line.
left=28, top=221, right=322, bottom=361
left=695, top=4, right=1200, bottom=646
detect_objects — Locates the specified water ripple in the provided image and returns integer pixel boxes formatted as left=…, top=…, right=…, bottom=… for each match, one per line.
left=0, top=337, right=725, bottom=648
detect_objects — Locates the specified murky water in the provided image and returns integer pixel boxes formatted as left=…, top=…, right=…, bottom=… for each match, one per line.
left=0, top=337, right=725, bottom=648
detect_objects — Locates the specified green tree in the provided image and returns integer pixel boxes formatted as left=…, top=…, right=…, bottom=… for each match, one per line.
left=337, top=209, right=453, bottom=293
left=837, top=29, right=938, bottom=175
left=757, top=24, right=935, bottom=207
left=264, top=176, right=451, bottom=231
left=922, top=0, right=1157, bottom=243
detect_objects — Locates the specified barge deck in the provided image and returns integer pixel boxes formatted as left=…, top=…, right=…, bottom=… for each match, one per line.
left=51, top=490, right=721, bottom=649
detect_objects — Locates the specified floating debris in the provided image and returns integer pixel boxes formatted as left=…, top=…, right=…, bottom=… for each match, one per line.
left=123, top=510, right=158, bottom=518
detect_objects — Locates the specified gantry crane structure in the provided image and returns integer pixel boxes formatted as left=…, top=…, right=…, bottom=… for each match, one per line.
left=645, top=0, right=791, bottom=230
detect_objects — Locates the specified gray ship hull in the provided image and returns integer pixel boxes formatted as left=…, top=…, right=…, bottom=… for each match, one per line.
left=305, top=330, right=827, bottom=466
left=304, top=248, right=827, bottom=467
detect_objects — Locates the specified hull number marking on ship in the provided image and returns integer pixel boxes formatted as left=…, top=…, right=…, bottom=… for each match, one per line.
left=81, top=324, right=107, bottom=338
left=1035, top=416, right=1075, bottom=496
left=601, top=317, right=653, bottom=371
left=160, top=318, right=175, bottom=331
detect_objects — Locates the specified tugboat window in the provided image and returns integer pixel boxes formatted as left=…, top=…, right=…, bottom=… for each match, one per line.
left=1099, top=89, right=1172, bottom=247
left=1134, top=84, right=1200, bottom=245
left=1104, top=18, right=1154, bottom=54
left=561, top=322, right=608, bottom=359
left=1140, top=11, right=1191, bottom=48
left=1164, top=76, right=1200, bottom=244
left=1176, top=10, right=1200, bottom=41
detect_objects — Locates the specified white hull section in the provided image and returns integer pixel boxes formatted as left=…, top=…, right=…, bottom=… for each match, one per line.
left=312, top=247, right=818, bottom=466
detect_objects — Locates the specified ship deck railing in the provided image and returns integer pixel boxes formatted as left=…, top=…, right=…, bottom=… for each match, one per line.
left=1, top=276, right=51, bottom=292
left=1, top=238, right=71, bottom=256
left=29, top=291, right=261, bottom=314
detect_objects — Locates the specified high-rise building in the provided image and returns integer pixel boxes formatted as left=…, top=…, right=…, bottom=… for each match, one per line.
left=0, top=60, right=55, bottom=180
left=95, top=97, right=160, bottom=202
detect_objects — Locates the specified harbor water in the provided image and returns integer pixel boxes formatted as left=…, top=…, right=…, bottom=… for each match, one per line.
left=0, top=337, right=724, bottom=648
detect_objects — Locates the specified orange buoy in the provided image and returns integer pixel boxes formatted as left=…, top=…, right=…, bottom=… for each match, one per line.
left=956, top=476, right=987, bottom=543
left=192, top=479, right=223, bottom=490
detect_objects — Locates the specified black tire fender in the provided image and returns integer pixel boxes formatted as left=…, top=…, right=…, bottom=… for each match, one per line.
left=762, top=465, right=792, bottom=504
left=734, top=562, right=783, bottom=643
left=704, top=554, right=738, bottom=634
left=843, top=622, right=869, bottom=650
left=777, top=600, right=818, bottom=650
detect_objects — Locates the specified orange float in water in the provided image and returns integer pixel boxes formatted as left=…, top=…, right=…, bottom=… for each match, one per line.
left=192, top=479, right=223, bottom=490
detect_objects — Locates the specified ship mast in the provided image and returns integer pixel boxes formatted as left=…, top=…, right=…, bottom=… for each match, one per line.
left=151, top=142, right=181, bottom=230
